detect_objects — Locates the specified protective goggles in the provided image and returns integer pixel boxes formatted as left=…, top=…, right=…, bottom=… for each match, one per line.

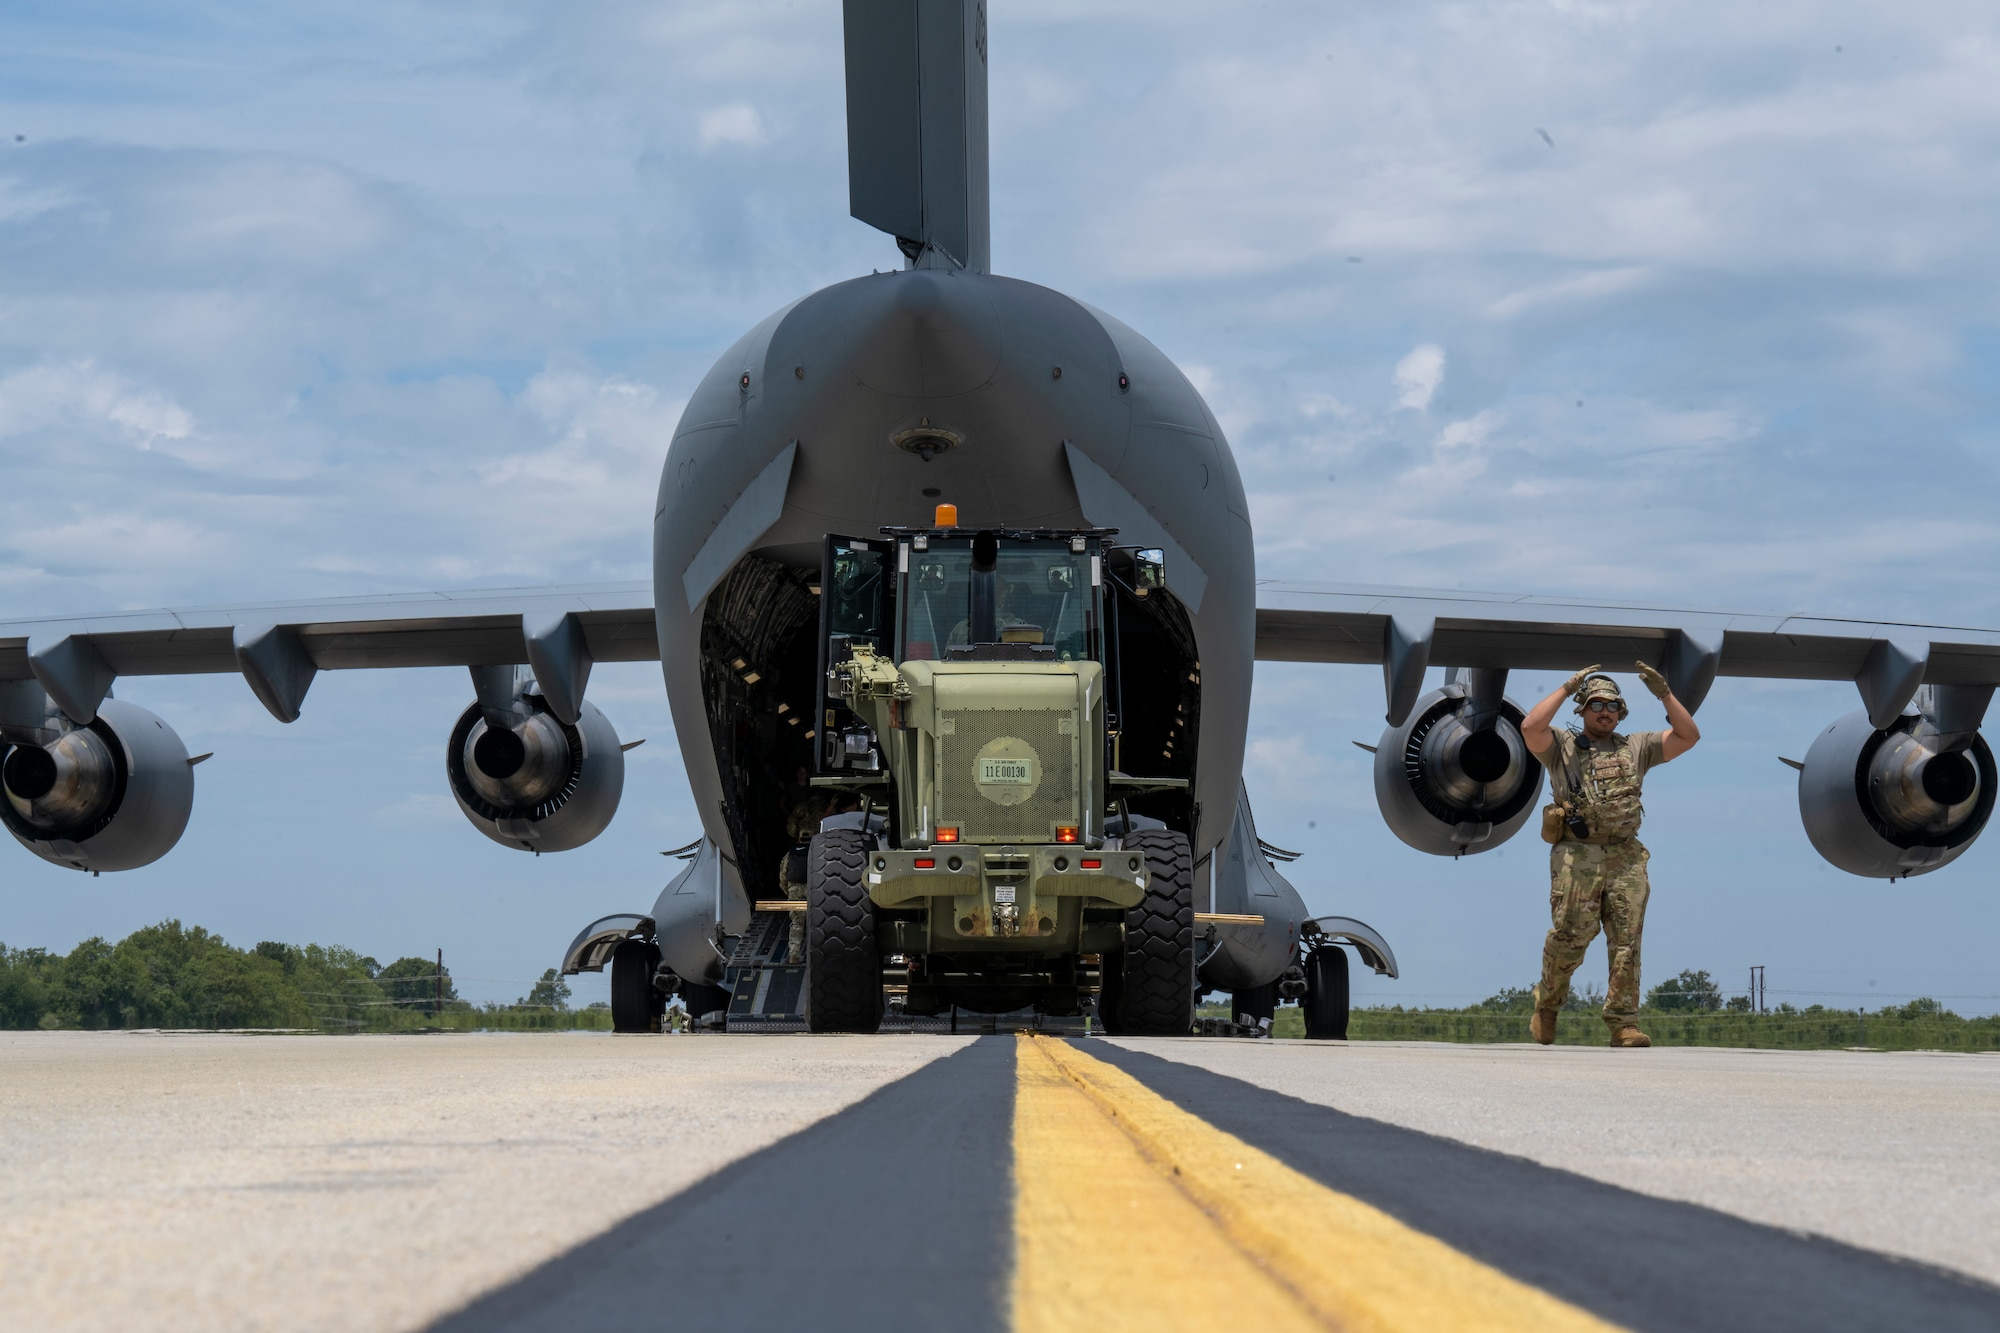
left=1583, top=699, right=1625, bottom=715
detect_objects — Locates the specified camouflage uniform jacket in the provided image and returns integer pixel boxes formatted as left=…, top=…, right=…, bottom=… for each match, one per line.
left=784, top=796, right=825, bottom=847
left=1535, top=728, right=1666, bottom=844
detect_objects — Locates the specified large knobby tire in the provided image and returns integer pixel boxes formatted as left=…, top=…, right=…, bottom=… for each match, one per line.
left=806, top=828, right=883, bottom=1033
left=1302, top=946, right=1350, bottom=1040
left=1112, top=829, right=1195, bottom=1037
left=610, top=939, right=663, bottom=1033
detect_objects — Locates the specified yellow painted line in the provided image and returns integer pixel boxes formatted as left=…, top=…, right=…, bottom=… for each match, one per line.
left=1012, top=1035, right=1627, bottom=1333
left=1012, top=1033, right=1326, bottom=1330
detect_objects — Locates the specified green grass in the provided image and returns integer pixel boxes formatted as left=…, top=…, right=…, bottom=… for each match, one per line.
left=310, top=1006, right=617, bottom=1034
left=1261, top=1005, right=2000, bottom=1051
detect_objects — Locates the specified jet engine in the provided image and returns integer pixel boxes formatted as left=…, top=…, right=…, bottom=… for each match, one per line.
left=1795, top=702, right=1996, bottom=878
left=0, top=698, right=196, bottom=872
left=445, top=674, right=626, bottom=852
left=1373, top=670, right=1542, bottom=857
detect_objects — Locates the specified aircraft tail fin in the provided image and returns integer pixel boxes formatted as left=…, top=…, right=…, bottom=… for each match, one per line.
left=842, top=0, right=989, bottom=274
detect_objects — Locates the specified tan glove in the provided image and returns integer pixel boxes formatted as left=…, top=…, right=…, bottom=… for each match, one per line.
left=1634, top=662, right=1671, bottom=699
left=1562, top=664, right=1603, bottom=698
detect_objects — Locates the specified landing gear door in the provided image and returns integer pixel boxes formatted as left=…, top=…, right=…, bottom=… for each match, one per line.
left=816, top=534, right=896, bottom=774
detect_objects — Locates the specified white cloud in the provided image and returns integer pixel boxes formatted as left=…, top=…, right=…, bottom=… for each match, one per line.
left=477, top=371, right=684, bottom=549
left=0, top=361, right=193, bottom=446
left=1435, top=409, right=1498, bottom=453
left=1484, top=267, right=1653, bottom=321
left=1393, top=344, right=1445, bottom=411
left=697, top=103, right=769, bottom=150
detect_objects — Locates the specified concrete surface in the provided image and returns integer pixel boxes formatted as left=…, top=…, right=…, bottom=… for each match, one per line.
left=0, top=1031, right=962, bottom=1333
left=7, top=1031, right=1996, bottom=1331
left=1118, top=1038, right=2000, bottom=1286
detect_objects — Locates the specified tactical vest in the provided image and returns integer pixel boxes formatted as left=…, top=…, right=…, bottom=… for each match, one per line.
left=1563, top=732, right=1645, bottom=842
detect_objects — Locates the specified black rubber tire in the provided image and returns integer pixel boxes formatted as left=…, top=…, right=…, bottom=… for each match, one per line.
left=806, top=827, right=882, bottom=1033
left=680, top=982, right=730, bottom=1027
left=680, top=981, right=731, bottom=1028
left=610, top=939, right=663, bottom=1034
left=1112, top=829, right=1195, bottom=1036
left=1302, top=947, right=1351, bottom=1040
left=1232, top=980, right=1277, bottom=1029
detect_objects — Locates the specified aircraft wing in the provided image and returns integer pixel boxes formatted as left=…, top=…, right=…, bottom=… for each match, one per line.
left=0, top=582, right=659, bottom=724
left=1254, top=578, right=2000, bottom=727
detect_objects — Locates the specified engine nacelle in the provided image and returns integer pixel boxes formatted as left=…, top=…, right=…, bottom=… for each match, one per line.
left=0, top=699, right=195, bottom=872
left=1797, top=707, right=1996, bottom=878
left=1374, top=678, right=1542, bottom=857
left=446, top=687, right=625, bottom=852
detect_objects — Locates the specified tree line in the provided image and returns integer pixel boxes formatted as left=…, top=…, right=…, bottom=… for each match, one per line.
left=1464, top=968, right=1972, bottom=1021
left=0, top=920, right=580, bottom=1031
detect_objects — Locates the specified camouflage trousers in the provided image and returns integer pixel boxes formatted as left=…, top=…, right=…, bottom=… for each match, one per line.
left=1534, top=839, right=1651, bottom=1031
left=785, top=880, right=806, bottom=963
left=777, top=861, right=808, bottom=964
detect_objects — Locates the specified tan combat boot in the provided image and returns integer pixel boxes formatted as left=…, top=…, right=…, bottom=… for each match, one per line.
left=1529, top=1008, right=1559, bottom=1045
left=1610, top=1026, right=1652, bottom=1048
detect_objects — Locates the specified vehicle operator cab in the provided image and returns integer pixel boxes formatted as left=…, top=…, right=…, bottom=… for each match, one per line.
left=801, top=507, right=1192, bottom=1036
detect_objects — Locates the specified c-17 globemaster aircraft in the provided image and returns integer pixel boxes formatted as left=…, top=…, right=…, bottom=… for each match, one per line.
left=4, top=1, right=1999, bottom=1036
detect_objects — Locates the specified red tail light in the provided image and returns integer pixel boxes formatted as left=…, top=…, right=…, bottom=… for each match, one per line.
left=915, top=858, right=936, bottom=869
left=1081, top=858, right=1102, bottom=869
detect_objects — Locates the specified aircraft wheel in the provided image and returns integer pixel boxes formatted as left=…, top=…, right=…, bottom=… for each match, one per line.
left=1302, top=947, right=1350, bottom=1040
left=1232, top=980, right=1276, bottom=1031
left=1113, top=829, right=1195, bottom=1036
left=679, top=982, right=731, bottom=1029
left=684, top=976, right=732, bottom=1024
left=610, top=939, right=664, bottom=1033
left=806, top=828, right=883, bottom=1033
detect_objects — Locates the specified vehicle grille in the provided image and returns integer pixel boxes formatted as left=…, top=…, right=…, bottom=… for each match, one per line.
left=938, top=708, right=1078, bottom=842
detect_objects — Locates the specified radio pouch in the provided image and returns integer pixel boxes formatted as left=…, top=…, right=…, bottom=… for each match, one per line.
left=1540, top=733, right=1587, bottom=845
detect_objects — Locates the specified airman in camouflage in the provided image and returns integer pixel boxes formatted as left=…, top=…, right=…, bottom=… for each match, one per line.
left=779, top=789, right=827, bottom=964
left=1520, top=662, right=1702, bottom=1048
left=778, top=788, right=865, bottom=963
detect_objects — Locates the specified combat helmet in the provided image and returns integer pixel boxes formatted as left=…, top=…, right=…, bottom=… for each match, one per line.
left=1573, top=673, right=1628, bottom=718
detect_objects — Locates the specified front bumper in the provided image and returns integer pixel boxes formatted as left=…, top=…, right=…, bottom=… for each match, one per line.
left=866, top=844, right=1147, bottom=941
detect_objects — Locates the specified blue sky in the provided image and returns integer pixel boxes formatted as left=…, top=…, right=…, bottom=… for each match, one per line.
left=4, top=1, right=1999, bottom=1013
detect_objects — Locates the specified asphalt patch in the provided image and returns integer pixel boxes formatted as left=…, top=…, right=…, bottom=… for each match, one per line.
left=427, top=1037, right=1014, bottom=1333
left=1088, top=1041, right=2000, bottom=1333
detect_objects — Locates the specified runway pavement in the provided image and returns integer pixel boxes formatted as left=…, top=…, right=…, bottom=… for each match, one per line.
left=3, top=1030, right=1995, bottom=1332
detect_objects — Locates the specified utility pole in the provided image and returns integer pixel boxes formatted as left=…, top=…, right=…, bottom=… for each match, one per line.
left=435, top=948, right=443, bottom=1021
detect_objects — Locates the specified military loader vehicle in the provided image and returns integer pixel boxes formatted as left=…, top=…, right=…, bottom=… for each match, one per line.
left=801, top=515, right=1193, bottom=1034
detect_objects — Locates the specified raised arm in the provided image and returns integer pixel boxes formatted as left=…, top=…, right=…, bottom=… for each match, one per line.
left=1636, top=662, right=1701, bottom=761
left=1522, top=664, right=1599, bottom=755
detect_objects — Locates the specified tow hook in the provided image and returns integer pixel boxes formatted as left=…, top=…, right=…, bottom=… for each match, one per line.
left=993, top=882, right=1021, bottom=937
